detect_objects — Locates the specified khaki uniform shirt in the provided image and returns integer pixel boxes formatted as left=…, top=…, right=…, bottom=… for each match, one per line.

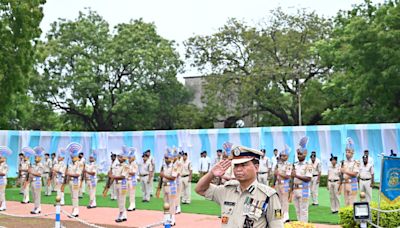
left=68, top=161, right=83, bottom=181
left=276, top=161, right=292, bottom=184
left=342, top=159, right=360, bottom=180
left=311, top=160, right=321, bottom=176
left=85, top=162, right=98, bottom=180
left=205, top=180, right=284, bottom=227
left=128, top=161, right=138, bottom=180
left=138, top=160, right=153, bottom=176
left=258, top=157, right=271, bottom=173
left=20, top=160, right=30, bottom=177
left=54, top=160, right=66, bottom=177
left=174, top=160, right=183, bottom=177
left=112, top=162, right=129, bottom=182
left=162, top=163, right=178, bottom=183
left=359, top=163, right=374, bottom=179
left=181, top=159, right=192, bottom=176
left=293, top=161, right=313, bottom=185
left=30, top=162, right=44, bottom=182
left=328, top=164, right=340, bottom=180
left=43, top=159, right=52, bottom=173
left=0, top=162, right=8, bottom=184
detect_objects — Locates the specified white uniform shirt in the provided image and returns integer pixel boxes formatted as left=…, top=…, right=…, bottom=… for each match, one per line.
left=271, top=155, right=279, bottom=171
left=258, top=156, right=271, bottom=173
left=359, top=163, right=374, bottom=179
left=199, top=156, right=211, bottom=172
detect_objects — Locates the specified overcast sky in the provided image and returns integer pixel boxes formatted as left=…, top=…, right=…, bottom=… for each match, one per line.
left=40, top=0, right=381, bottom=80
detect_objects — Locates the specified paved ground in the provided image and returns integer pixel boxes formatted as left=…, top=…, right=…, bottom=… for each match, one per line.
left=0, top=201, right=341, bottom=228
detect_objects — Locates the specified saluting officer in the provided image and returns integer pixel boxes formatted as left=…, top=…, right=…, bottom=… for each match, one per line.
left=309, top=152, right=321, bottom=206
left=66, top=143, right=84, bottom=217
left=160, top=148, right=178, bottom=225
left=196, top=144, right=284, bottom=227
left=53, top=149, right=67, bottom=205
left=85, top=151, right=98, bottom=209
left=0, top=146, right=11, bottom=211
left=292, top=137, right=313, bottom=222
left=180, top=152, right=192, bottom=204
left=341, top=137, right=360, bottom=206
left=327, top=154, right=340, bottom=213
left=274, top=145, right=292, bottom=222
left=359, top=155, right=374, bottom=203
left=127, top=149, right=138, bottom=211
left=29, top=146, right=45, bottom=214
left=112, top=147, right=130, bottom=223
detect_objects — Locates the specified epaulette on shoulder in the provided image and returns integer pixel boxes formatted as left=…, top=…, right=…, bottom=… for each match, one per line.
left=224, top=180, right=239, bottom=187
left=257, top=184, right=277, bottom=197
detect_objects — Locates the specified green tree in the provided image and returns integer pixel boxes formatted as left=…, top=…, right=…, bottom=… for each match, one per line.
left=185, top=9, right=332, bottom=127
left=0, top=0, right=45, bottom=128
left=320, top=0, right=400, bottom=123
left=33, top=10, right=189, bottom=131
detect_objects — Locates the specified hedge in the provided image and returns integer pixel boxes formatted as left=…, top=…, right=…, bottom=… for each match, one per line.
left=339, top=201, right=400, bottom=228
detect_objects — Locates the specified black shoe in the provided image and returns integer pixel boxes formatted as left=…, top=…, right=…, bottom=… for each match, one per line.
left=127, top=208, right=136, bottom=211
left=332, top=211, right=338, bottom=214
left=79, top=196, right=83, bottom=199
left=21, top=201, right=29, bottom=204
left=115, top=219, right=123, bottom=223
left=284, top=220, right=290, bottom=223
left=87, top=205, right=96, bottom=209
left=122, top=218, right=127, bottom=222
left=30, top=211, right=41, bottom=214
left=312, top=203, right=319, bottom=206
left=19, top=192, right=23, bottom=195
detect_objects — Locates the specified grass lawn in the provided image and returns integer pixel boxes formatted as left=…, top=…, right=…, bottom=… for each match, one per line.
left=6, top=182, right=379, bottom=224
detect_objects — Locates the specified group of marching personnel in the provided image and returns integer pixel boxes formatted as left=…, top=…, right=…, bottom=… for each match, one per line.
left=0, top=136, right=376, bottom=225
left=0, top=143, right=193, bottom=225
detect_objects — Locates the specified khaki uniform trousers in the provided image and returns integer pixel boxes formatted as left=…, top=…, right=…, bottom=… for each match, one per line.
left=163, top=183, right=176, bottom=223
left=21, top=176, right=30, bottom=202
left=55, top=175, right=65, bottom=204
left=359, top=179, right=372, bottom=202
left=79, top=179, right=85, bottom=197
left=116, top=181, right=128, bottom=219
left=180, top=176, right=191, bottom=203
left=310, top=176, right=319, bottom=204
left=128, top=178, right=136, bottom=209
left=86, top=177, right=97, bottom=206
left=344, top=179, right=358, bottom=206
left=19, top=175, right=26, bottom=193
left=42, top=173, right=51, bottom=195
left=328, top=181, right=340, bottom=212
left=69, top=178, right=81, bottom=215
left=174, top=177, right=181, bottom=210
left=275, top=181, right=290, bottom=221
left=110, top=182, right=117, bottom=200
left=0, top=178, right=6, bottom=209
left=141, top=175, right=151, bottom=201
left=30, top=178, right=42, bottom=209
left=257, top=173, right=269, bottom=186
left=293, top=188, right=310, bottom=222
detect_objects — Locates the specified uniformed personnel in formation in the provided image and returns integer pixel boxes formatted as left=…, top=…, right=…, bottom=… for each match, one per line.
left=274, top=145, right=292, bottom=222
left=340, top=137, right=360, bottom=206
left=160, top=148, right=178, bottom=225
left=43, top=153, right=53, bottom=196
left=20, top=150, right=31, bottom=204
left=51, top=152, right=58, bottom=192
left=127, top=149, right=138, bottom=211
left=29, top=146, right=45, bottom=214
left=359, top=155, right=374, bottom=202
left=78, top=152, right=86, bottom=198
left=110, top=153, right=119, bottom=200
left=327, top=154, right=340, bottom=213
left=196, top=144, right=284, bottom=227
left=309, top=152, right=321, bottom=206
left=85, top=151, right=98, bottom=209
left=138, top=152, right=153, bottom=202
left=180, top=152, right=192, bottom=204
left=53, top=149, right=67, bottom=205
left=145, top=149, right=155, bottom=197
left=111, top=147, right=130, bottom=223
left=257, top=149, right=271, bottom=186
left=0, top=146, right=11, bottom=212
left=292, top=137, right=312, bottom=222
left=66, top=143, right=84, bottom=217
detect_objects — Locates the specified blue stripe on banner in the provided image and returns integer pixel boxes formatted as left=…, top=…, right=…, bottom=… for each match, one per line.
left=261, top=127, right=274, bottom=158
left=49, top=132, right=61, bottom=153
left=306, top=125, right=321, bottom=158
left=217, top=129, right=230, bottom=150
left=8, top=131, right=19, bottom=178
left=29, top=131, right=41, bottom=148
left=329, top=126, right=342, bottom=159
left=282, top=126, right=295, bottom=163
left=198, top=129, right=210, bottom=153
left=91, top=132, right=98, bottom=150
left=123, top=131, right=133, bottom=147
left=346, top=127, right=361, bottom=154
left=142, top=131, right=155, bottom=154
left=367, top=128, right=383, bottom=181
left=70, top=132, right=81, bottom=144
left=239, top=128, right=251, bottom=147
left=166, top=130, right=179, bottom=148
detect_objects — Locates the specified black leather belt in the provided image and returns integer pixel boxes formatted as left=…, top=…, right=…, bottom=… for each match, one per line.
left=140, top=174, right=148, bottom=177
left=181, top=175, right=189, bottom=177
left=313, top=175, right=319, bottom=177
left=328, top=179, right=339, bottom=182
left=360, top=178, right=371, bottom=181
left=258, top=172, right=267, bottom=174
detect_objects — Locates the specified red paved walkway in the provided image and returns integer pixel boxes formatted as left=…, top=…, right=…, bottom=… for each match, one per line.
left=3, top=201, right=340, bottom=228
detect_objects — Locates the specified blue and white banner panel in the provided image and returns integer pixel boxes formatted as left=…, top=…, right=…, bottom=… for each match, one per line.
left=0, top=123, right=399, bottom=180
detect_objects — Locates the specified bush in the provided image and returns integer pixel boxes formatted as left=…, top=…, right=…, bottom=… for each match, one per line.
left=6, top=177, right=17, bottom=189
left=319, top=175, right=327, bottom=187
left=97, top=173, right=107, bottom=182
left=339, top=201, right=400, bottom=228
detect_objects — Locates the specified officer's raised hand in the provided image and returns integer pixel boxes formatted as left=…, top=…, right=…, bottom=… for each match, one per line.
left=211, top=159, right=231, bottom=177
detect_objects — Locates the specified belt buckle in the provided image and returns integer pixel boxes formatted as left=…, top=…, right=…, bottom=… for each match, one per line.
left=298, top=184, right=303, bottom=188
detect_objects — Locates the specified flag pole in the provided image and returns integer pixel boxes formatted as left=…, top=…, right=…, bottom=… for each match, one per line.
left=377, top=153, right=385, bottom=226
